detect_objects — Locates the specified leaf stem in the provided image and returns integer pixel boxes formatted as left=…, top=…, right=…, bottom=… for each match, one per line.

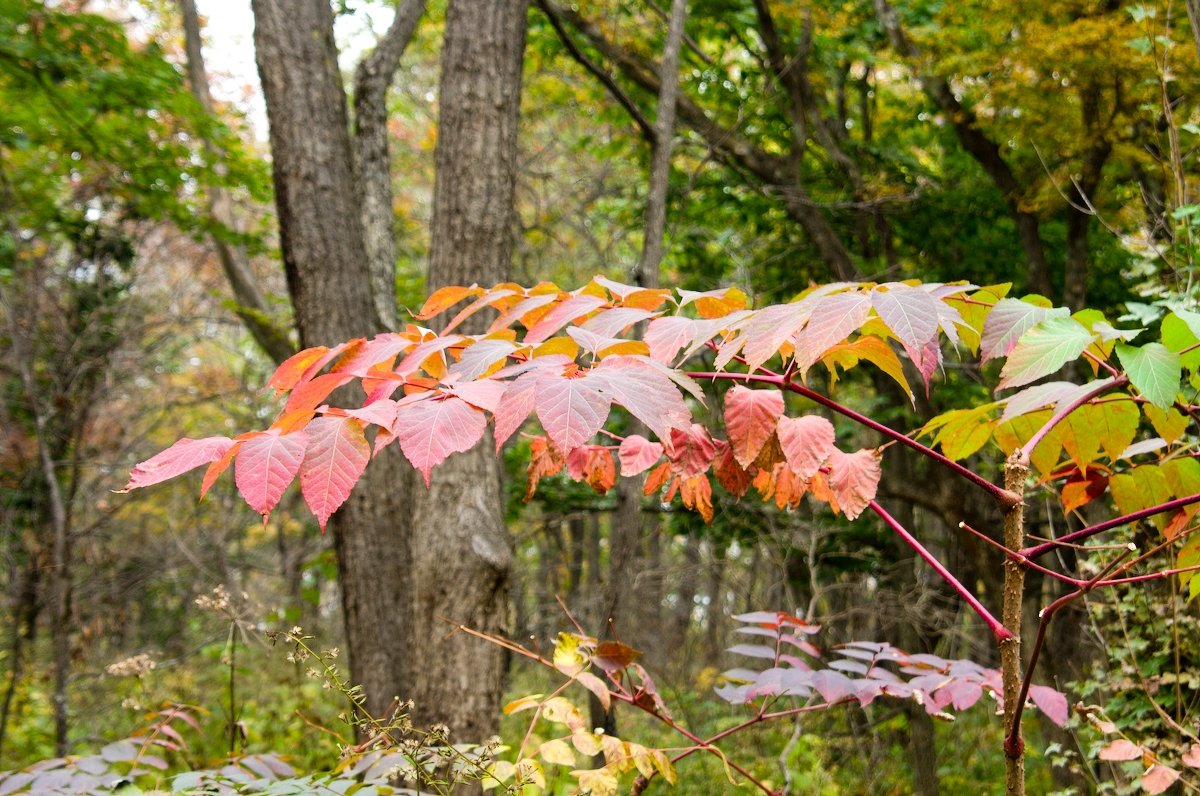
left=868, top=501, right=1012, bottom=641
left=1020, top=491, right=1200, bottom=558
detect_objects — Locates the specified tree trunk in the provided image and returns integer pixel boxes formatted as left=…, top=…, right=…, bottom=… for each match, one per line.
left=406, top=0, right=527, bottom=750
left=251, top=0, right=411, bottom=721
left=180, top=0, right=294, bottom=365
left=352, top=0, right=429, bottom=331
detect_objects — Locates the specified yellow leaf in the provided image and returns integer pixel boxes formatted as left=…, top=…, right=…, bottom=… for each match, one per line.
left=598, top=339, right=650, bottom=358
left=572, top=766, right=619, bottom=796
left=515, top=757, right=546, bottom=789
left=542, top=696, right=585, bottom=731
left=533, top=336, right=580, bottom=359
left=553, top=633, right=589, bottom=675
left=571, top=731, right=602, bottom=757
left=503, top=694, right=543, bottom=715
left=538, top=738, right=576, bottom=767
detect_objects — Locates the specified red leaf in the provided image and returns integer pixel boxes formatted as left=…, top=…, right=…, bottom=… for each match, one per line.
left=1028, top=684, right=1069, bottom=727
left=1098, top=739, right=1143, bottom=761
left=299, top=417, right=370, bottom=531
left=1061, top=470, right=1108, bottom=514
left=394, top=396, right=486, bottom=485
left=593, top=641, right=641, bottom=673
left=793, top=292, right=872, bottom=371
left=826, top=448, right=882, bottom=520
left=1141, top=765, right=1180, bottom=794
left=535, top=374, right=611, bottom=451
left=776, top=415, right=836, bottom=478
left=122, top=437, right=235, bottom=491
left=667, top=424, right=716, bottom=477
left=619, top=435, right=664, bottom=477
left=525, top=437, right=565, bottom=501
left=713, top=442, right=752, bottom=498
left=724, top=386, right=785, bottom=468
left=870, top=283, right=941, bottom=368
left=234, top=430, right=307, bottom=517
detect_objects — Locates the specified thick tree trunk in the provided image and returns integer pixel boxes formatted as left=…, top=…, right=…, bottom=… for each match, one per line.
left=407, top=0, right=527, bottom=749
left=251, top=0, right=411, bottom=721
left=180, top=0, right=294, bottom=365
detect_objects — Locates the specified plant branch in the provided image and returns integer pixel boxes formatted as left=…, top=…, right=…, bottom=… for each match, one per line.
left=1016, top=376, right=1126, bottom=466
left=869, top=501, right=1012, bottom=641
left=1021, top=492, right=1200, bottom=558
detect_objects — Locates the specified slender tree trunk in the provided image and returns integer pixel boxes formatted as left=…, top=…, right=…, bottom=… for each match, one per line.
left=0, top=565, right=39, bottom=763
left=179, top=0, right=294, bottom=364
left=407, top=0, right=527, bottom=750
left=352, top=0, right=429, bottom=331
left=251, top=0, right=411, bottom=720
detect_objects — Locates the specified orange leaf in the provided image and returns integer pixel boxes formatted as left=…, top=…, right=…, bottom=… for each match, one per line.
left=644, top=462, right=671, bottom=495
left=680, top=475, right=714, bottom=523
left=415, top=284, right=482, bottom=320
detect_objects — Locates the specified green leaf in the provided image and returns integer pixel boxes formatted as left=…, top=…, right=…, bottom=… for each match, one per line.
left=1116, top=343, right=1180, bottom=409
left=1162, top=311, right=1200, bottom=370
left=1110, top=465, right=1173, bottom=531
left=998, top=318, right=1094, bottom=390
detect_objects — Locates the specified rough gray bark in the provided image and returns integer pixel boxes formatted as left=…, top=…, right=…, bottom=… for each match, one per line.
left=407, top=0, right=527, bottom=746
left=251, top=0, right=410, bottom=720
left=352, top=0, right=428, bottom=331
left=179, top=0, right=294, bottom=365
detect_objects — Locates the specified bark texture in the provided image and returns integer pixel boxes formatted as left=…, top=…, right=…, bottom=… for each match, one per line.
left=251, top=0, right=410, bottom=720
left=352, top=0, right=429, bottom=331
left=180, top=0, right=294, bottom=364
left=407, top=0, right=528, bottom=746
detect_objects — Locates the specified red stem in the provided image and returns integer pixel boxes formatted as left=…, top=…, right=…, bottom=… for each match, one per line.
left=869, top=501, right=1012, bottom=641
left=1016, top=376, right=1125, bottom=466
left=1021, top=492, right=1200, bottom=558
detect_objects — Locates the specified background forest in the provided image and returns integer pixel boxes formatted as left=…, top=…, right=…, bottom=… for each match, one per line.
left=1, top=0, right=1199, bottom=793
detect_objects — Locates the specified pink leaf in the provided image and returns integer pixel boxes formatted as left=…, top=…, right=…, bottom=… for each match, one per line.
left=334, top=332, right=415, bottom=375
left=811, top=669, right=855, bottom=703
left=587, top=356, right=691, bottom=441
left=523, top=294, right=607, bottom=343
left=776, top=416, right=836, bottom=479
left=735, top=303, right=811, bottom=373
left=448, top=379, right=508, bottom=413
left=394, top=396, right=487, bottom=485
left=489, top=292, right=559, bottom=333
left=535, top=374, right=611, bottom=452
left=1181, top=744, right=1200, bottom=768
left=619, top=435, right=664, bottom=476
left=341, top=399, right=401, bottom=430
left=980, top=298, right=1069, bottom=363
left=448, top=338, right=517, bottom=380
left=724, top=386, right=785, bottom=468
left=1028, top=683, right=1069, bottom=727
left=580, top=306, right=657, bottom=338
left=644, top=316, right=697, bottom=364
left=393, top=336, right=463, bottom=378
left=299, top=417, right=370, bottom=531
left=493, top=370, right=541, bottom=450
left=793, top=292, right=873, bottom=371
left=667, top=424, right=716, bottom=477
left=826, top=448, right=882, bottom=520
left=1141, top=765, right=1180, bottom=794
left=871, top=283, right=941, bottom=368
left=122, top=437, right=235, bottom=491
left=234, top=430, right=307, bottom=517
left=1098, top=739, right=1143, bottom=761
